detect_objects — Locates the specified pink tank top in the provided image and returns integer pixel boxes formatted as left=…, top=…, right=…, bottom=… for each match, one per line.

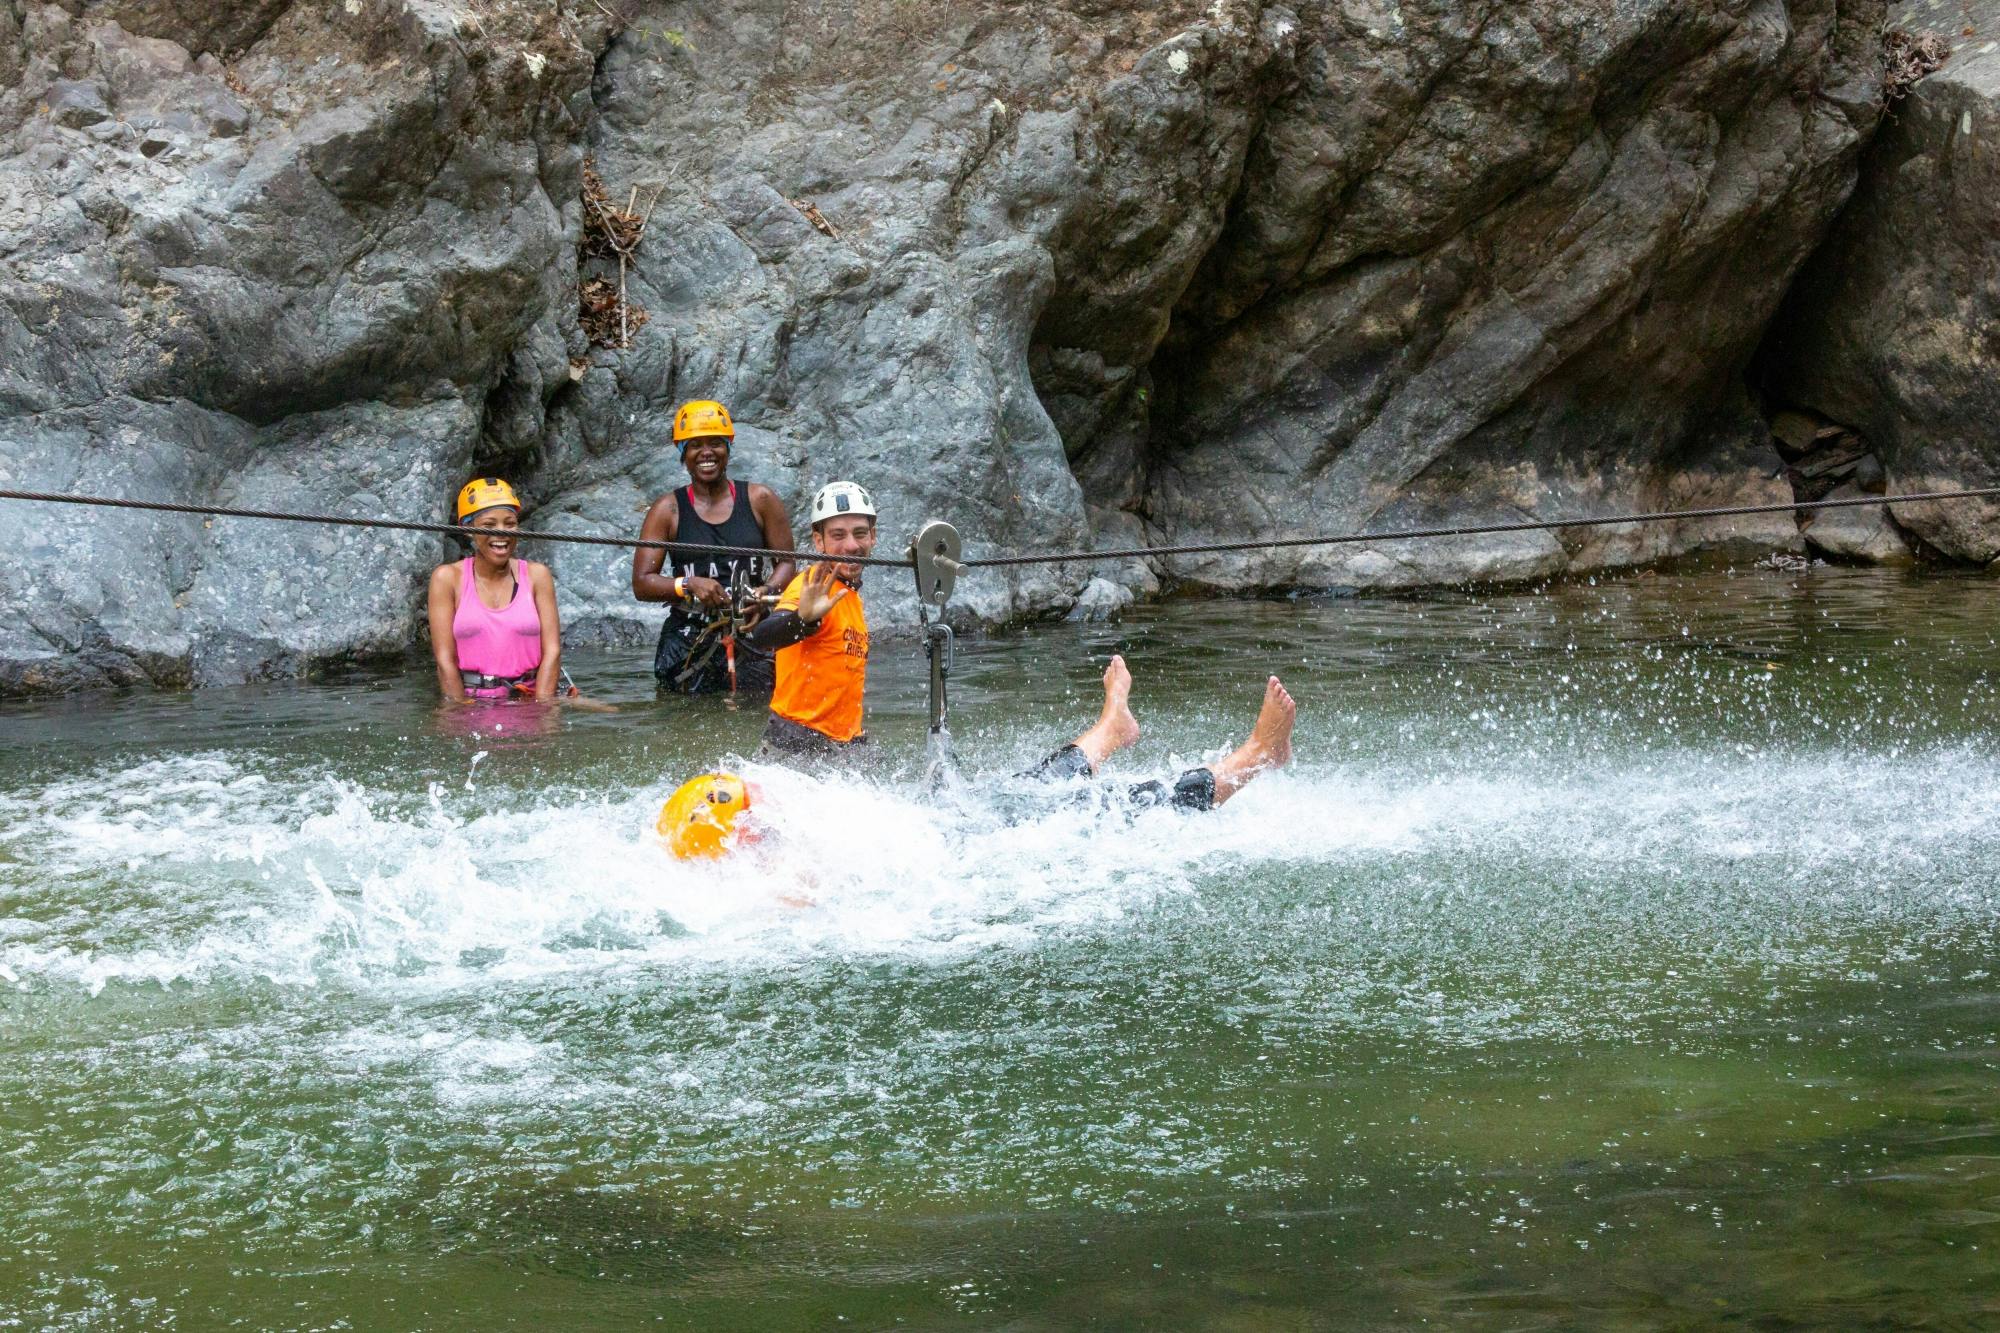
left=452, top=558, right=543, bottom=690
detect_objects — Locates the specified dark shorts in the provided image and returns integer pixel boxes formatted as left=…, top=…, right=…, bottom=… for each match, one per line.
left=755, top=713, right=870, bottom=766
left=654, top=618, right=775, bottom=696
left=1027, top=744, right=1216, bottom=812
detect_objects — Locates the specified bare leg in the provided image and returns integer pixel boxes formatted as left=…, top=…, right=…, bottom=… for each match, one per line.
left=1206, top=676, right=1296, bottom=806
left=1069, top=654, right=1141, bottom=772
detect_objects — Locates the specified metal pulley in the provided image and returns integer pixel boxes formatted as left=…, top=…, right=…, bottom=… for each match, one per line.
left=910, top=520, right=962, bottom=611
left=908, top=520, right=962, bottom=736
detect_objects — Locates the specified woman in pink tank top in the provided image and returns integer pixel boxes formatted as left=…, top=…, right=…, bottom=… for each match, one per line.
left=425, top=478, right=563, bottom=701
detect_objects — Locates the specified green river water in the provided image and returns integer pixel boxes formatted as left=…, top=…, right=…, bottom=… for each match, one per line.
left=2, top=566, right=1997, bottom=1328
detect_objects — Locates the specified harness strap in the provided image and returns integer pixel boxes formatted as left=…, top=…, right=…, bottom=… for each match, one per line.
left=461, top=668, right=539, bottom=689
left=673, top=621, right=727, bottom=687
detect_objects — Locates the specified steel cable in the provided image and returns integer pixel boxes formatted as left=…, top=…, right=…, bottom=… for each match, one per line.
left=956, top=487, right=2000, bottom=567
left=0, top=486, right=913, bottom=569
left=4, top=484, right=1998, bottom=572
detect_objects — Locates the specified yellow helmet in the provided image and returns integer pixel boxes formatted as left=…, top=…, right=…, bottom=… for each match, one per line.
left=656, top=772, right=752, bottom=859
left=673, top=399, right=735, bottom=446
left=456, top=477, right=521, bottom=522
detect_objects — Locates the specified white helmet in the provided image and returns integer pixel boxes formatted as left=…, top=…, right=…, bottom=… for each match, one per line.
left=809, top=480, right=876, bottom=526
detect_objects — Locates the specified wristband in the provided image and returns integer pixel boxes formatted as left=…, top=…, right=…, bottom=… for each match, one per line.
left=673, top=576, right=686, bottom=600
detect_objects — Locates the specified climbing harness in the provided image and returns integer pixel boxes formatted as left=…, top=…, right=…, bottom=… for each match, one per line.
left=459, top=668, right=539, bottom=695
left=458, top=666, right=582, bottom=698
left=909, top=519, right=962, bottom=736
left=671, top=569, right=780, bottom=693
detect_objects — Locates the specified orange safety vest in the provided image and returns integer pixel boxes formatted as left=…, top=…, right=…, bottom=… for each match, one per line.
left=769, top=574, right=869, bottom=742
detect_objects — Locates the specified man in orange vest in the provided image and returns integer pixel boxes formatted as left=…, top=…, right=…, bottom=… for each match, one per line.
left=745, top=481, right=877, bottom=761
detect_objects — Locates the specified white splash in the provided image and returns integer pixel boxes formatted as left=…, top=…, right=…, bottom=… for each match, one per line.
left=2, top=742, right=1995, bottom=999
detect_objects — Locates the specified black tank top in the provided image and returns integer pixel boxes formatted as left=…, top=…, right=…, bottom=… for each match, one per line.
left=670, top=481, right=769, bottom=588
left=655, top=480, right=777, bottom=686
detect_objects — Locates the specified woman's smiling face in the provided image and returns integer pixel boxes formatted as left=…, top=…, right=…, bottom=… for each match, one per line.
left=466, top=507, right=519, bottom=559
left=681, top=436, right=730, bottom=485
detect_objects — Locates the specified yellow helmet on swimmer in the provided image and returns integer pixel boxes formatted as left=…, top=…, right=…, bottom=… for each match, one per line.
left=456, top=477, right=521, bottom=522
left=657, top=772, right=752, bottom=859
left=672, top=400, right=735, bottom=447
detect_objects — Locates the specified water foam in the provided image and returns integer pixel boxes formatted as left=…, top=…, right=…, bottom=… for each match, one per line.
left=2, top=736, right=1996, bottom=1000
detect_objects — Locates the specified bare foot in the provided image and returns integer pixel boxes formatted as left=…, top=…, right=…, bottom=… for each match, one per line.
left=1099, top=656, right=1140, bottom=749
left=1209, top=676, right=1296, bottom=806
left=1070, top=654, right=1142, bottom=771
left=1247, top=675, right=1295, bottom=770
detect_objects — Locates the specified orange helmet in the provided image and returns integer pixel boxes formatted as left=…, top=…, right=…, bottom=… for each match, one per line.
left=657, top=772, right=752, bottom=859
left=673, top=400, right=735, bottom=447
left=455, top=477, right=521, bottom=522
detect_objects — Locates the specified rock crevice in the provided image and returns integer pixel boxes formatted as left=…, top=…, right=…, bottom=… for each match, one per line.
left=1759, top=0, right=2000, bottom=564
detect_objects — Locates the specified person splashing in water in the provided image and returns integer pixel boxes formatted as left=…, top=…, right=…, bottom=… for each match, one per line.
left=1023, top=654, right=1296, bottom=810
left=656, top=771, right=759, bottom=858
left=655, top=654, right=1297, bottom=860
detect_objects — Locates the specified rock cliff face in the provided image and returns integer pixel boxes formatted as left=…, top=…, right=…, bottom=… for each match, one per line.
left=0, top=0, right=1900, bottom=692
left=0, top=0, right=599, bottom=691
left=1762, top=0, right=2000, bottom=562
left=544, top=0, right=1889, bottom=632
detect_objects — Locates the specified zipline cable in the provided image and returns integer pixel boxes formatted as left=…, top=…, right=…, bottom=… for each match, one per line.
left=3, top=484, right=1998, bottom=571
left=0, top=486, right=915, bottom=568
left=958, top=486, right=2000, bottom=567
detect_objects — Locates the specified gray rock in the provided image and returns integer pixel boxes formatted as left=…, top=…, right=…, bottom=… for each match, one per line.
left=1065, top=576, right=1134, bottom=623
left=66, top=1, right=295, bottom=59
left=196, top=88, right=250, bottom=139
left=0, top=0, right=1906, bottom=694
left=1134, top=1, right=1879, bottom=590
left=135, top=123, right=184, bottom=159
left=1793, top=433, right=1869, bottom=480
left=0, top=7, right=23, bottom=92
left=1851, top=452, right=1887, bottom=492
left=0, top=0, right=598, bottom=692
left=538, top=0, right=1877, bottom=644
left=86, top=118, right=137, bottom=147
left=44, top=80, right=111, bottom=130
left=89, top=21, right=194, bottom=103
left=1804, top=482, right=1913, bottom=561
left=1770, top=410, right=1825, bottom=458
left=1764, top=0, right=2000, bottom=561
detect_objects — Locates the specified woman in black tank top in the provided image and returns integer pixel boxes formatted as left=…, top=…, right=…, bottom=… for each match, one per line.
left=631, top=407, right=797, bottom=695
